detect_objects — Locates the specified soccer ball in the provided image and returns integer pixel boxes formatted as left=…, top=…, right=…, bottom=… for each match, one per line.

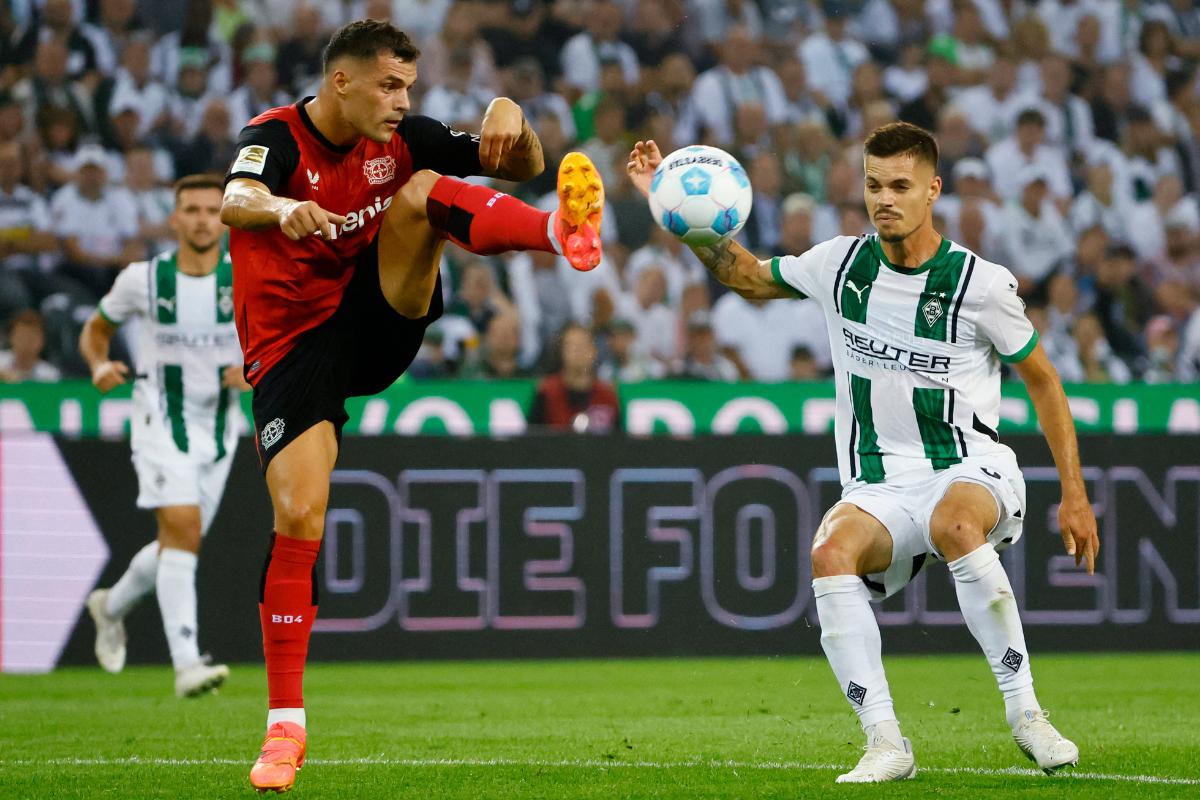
left=648, top=145, right=753, bottom=246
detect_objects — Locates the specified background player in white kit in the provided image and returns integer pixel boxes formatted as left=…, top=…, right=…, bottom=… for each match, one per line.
left=628, top=124, right=1100, bottom=783
left=79, top=174, right=249, bottom=698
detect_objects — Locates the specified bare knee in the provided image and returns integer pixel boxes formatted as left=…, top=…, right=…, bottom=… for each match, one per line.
left=156, top=506, right=202, bottom=553
left=274, top=494, right=327, bottom=541
left=811, top=518, right=865, bottom=578
left=929, top=515, right=986, bottom=561
left=394, top=169, right=443, bottom=218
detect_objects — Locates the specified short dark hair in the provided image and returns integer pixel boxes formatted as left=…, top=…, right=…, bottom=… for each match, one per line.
left=863, top=122, right=939, bottom=171
left=1016, top=108, right=1046, bottom=128
left=323, top=20, right=420, bottom=73
left=173, top=173, right=224, bottom=200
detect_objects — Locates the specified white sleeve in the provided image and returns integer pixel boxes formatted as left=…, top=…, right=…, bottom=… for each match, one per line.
left=976, top=268, right=1039, bottom=363
left=98, top=261, right=149, bottom=325
left=772, top=237, right=843, bottom=301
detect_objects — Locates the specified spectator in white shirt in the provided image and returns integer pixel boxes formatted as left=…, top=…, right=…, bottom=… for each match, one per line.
left=995, top=165, right=1076, bottom=295
left=49, top=145, right=142, bottom=300
left=672, top=310, right=739, bottom=382
left=688, top=0, right=765, bottom=47
left=985, top=108, right=1072, bottom=202
left=0, top=309, right=61, bottom=383
left=1027, top=53, right=1096, bottom=157
left=619, top=265, right=677, bottom=364
left=106, top=35, right=171, bottom=140
left=0, top=142, right=57, bottom=322
left=420, top=47, right=496, bottom=130
left=691, top=25, right=788, bottom=147
left=225, top=42, right=290, bottom=139
left=501, top=58, right=576, bottom=142
left=124, top=147, right=174, bottom=256
left=797, top=1, right=870, bottom=110
left=712, top=291, right=829, bottom=381
left=559, top=1, right=639, bottom=95
left=1070, top=160, right=1131, bottom=242
left=937, top=157, right=1002, bottom=246
left=953, top=55, right=1033, bottom=144
left=626, top=227, right=706, bottom=308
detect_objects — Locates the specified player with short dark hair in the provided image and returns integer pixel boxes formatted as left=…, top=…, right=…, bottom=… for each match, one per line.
left=628, top=122, right=1097, bottom=783
left=80, top=174, right=246, bottom=698
left=220, top=18, right=604, bottom=793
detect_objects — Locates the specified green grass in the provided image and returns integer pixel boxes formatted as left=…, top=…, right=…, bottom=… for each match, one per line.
left=1, top=654, right=1197, bottom=798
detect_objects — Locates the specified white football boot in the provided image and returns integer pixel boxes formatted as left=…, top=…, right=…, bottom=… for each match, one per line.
left=1013, top=709, right=1079, bottom=773
left=86, top=589, right=127, bottom=673
left=835, top=724, right=917, bottom=783
left=175, top=657, right=230, bottom=698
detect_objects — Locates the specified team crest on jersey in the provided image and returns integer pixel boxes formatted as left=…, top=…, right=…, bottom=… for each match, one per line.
left=218, top=286, right=234, bottom=318
left=922, top=295, right=944, bottom=327
left=261, top=417, right=285, bottom=449
left=363, top=155, right=396, bottom=185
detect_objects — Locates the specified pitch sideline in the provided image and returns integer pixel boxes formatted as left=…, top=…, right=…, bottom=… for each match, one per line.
left=0, top=757, right=1195, bottom=785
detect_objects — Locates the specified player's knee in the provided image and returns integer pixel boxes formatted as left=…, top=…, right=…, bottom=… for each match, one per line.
left=930, top=513, right=986, bottom=560
left=811, top=523, right=862, bottom=578
left=395, top=169, right=443, bottom=217
left=274, top=496, right=327, bottom=541
left=157, top=508, right=202, bottom=553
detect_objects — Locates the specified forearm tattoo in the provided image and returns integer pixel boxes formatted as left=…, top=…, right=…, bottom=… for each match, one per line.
left=691, top=238, right=739, bottom=285
left=495, top=118, right=545, bottom=181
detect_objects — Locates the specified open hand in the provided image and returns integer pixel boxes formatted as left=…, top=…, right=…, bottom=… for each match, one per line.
left=1058, top=492, right=1099, bottom=574
left=626, top=140, right=663, bottom=199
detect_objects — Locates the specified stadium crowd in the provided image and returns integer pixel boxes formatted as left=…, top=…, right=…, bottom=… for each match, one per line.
left=0, top=0, right=1199, bottom=387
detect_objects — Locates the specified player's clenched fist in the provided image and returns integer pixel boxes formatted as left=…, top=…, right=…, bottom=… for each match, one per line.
left=277, top=199, right=348, bottom=241
left=92, top=360, right=129, bottom=393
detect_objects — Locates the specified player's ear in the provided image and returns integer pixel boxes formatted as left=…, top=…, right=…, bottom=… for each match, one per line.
left=929, top=174, right=942, bottom=205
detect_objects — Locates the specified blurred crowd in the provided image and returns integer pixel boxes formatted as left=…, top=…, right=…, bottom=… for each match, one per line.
left=1, top=0, right=1199, bottom=391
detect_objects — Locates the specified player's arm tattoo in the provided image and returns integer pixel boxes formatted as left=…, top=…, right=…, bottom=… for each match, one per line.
left=486, top=118, right=545, bottom=182
left=688, top=238, right=791, bottom=299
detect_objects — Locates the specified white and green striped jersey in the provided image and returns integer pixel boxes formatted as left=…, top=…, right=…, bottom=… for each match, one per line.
left=98, top=249, right=242, bottom=463
left=773, top=234, right=1038, bottom=486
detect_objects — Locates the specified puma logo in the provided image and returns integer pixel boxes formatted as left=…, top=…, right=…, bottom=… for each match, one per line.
left=156, top=297, right=175, bottom=313
left=845, top=280, right=867, bottom=302
left=980, top=467, right=1001, bottom=479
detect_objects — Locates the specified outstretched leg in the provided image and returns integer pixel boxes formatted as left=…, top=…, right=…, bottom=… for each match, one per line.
left=811, top=504, right=916, bottom=783
left=932, top=481, right=1078, bottom=773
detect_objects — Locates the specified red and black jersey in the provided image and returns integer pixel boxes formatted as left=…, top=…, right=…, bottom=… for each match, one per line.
left=225, top=98, right=481, bottom=383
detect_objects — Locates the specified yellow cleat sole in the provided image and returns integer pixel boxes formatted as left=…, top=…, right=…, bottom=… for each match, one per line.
left=557, top=152, right=604, bottom=229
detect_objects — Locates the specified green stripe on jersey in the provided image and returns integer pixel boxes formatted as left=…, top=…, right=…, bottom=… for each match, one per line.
left=216, top=253, right=234, bottom=323
left=770, top=257, right=806, bottom=298
left=850, top=374, right=885, bottom=483
left=914, top=250, right=967, bottom=341
left=839, top=241, right=880, bottom=323
left=998, top=330, right=1040, bottom=363
left=154, top=252, right=178, bottom=324
left=214, top=365, right=230, bottom=461
left=163, top=364, right=188, bottom=453
left=912, top=387, right=962, bottom=470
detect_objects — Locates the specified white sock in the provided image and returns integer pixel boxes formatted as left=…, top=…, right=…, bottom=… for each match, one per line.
left=814, top=575, right=901, bottom=741
left=106, top=542, right=159, bottom=618
left=948, top=543, right=1041, bottom=728
left=267, top=707, right=307, bottom=729
left=546, top=211, right=563, bottom=254
left=156, top=548, right=201, bottom=670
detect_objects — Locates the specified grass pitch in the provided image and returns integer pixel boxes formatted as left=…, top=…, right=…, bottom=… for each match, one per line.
left=0, top=653, right=1196, bottom=798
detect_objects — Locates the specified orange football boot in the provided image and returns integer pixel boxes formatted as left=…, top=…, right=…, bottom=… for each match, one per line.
left=249, top=721, right=306, bottom=794
left=554, top=152, right=605, bottom=271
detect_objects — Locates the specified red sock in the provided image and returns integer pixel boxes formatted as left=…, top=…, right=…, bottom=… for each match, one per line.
left=259, top=533, right=320, bottom=710
left=426, top=176, right=556, bottom=254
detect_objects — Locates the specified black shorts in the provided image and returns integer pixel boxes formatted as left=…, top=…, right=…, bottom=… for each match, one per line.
left=250, top=237, right=443, bottom=472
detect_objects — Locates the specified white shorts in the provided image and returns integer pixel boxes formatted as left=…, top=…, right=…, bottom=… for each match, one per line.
left=132, top=446, right=236, bottom=536
left=833, top=455, right=1027, bottom=601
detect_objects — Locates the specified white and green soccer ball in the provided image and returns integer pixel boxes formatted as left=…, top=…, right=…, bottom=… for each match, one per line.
left=648, top=145, right=753, bottom=246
